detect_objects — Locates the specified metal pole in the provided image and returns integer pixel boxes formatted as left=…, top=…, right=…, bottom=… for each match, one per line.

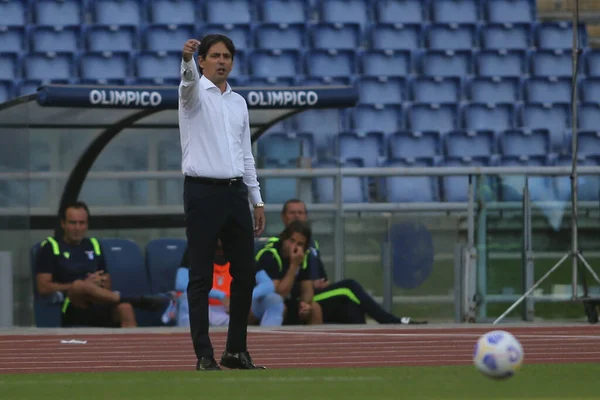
left=523, top=178, right=535, bottom=321
left=333, top=167, right=344, bottom=282
left=476, top=176, right=488, bottom=321
left=570, top=0, right=581, bottom=301
left=463, top=174, right=477, bottom=322
left=382, top=218, right=393, bottom=313
left=454, top=243, right=464, bottom=323
left=0, top=252, right=13, bottom=328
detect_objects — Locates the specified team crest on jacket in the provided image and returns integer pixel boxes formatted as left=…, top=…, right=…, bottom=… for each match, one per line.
left=85, top=251, right=94, bottom=260
left=217, top=276, right=224, bottom=286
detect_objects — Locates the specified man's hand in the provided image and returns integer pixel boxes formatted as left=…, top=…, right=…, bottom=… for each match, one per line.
left=254, top=207, right=265, bottom=237
left=290, top=244, right=304, bottom=267
left=222, top=296, right=231, bottom=314
left=85, top=271, right=107, bottom=288
left=298, top=301, right=311, bottom=317
left=182, top=39, right=200, bottom=62
left=313, top=279, right=329, bottom=290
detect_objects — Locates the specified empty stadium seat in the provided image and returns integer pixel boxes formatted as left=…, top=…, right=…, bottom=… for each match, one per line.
left=0, top=27, right=25, bottom=53
left=31, top=26, right=81, bottom=53
left=419, top=50, right=472, bottom=78
left=319, top=0, right=369, bottom=30
left=499, top=129, right=550, bottom=157
left=256, top=23, right=307, bottom=50
left=370, top=23, right=422, bottom=51
left=262, top=159, right=300, bottom=203
left=431, top=0, right=480, bottom=24
left=580, top=78, right=600, bottom=103
left=462, top=102, right=515, bottom=132
left=313, top=158, right=369, bottom=203
left=251, top=49, right=300, bottom=78
left=258, top=131, right=314, bottom=164
left=143, top=24, right=193, bottom=52
left=410, top=76, right=462, bottom=103
left=425, top=23, right=478, bottom=51
left=373, top=0, right=425, bottom=24
left=533, top=21, right=587, bottom=50
left=0, top=80, right=12, bottom=103
left=136, top=51, right=181, bottom=80
left=291, top=108, right=345, bottom=151
left=145, top=238, right=187, bottom=294
left=257, top=0, right=308, bottom=24
left=148, top=0, right=196, bottom=25
left=357, top=76, right=405, bottom=105
left=579, top=103, right=600, bottom=132
left=479, top=22, right=532, bottom=50
left=360, top=50, right=411, bottom=77
left=484, top=0, right=536, bottom=24
left=310, top=23, right=361, bottom=51
left=520, top=102, right=570, bottom=150
left=305, top=49, right=356, bottom=78
left=205, top=0, right=251, bottom=24
left=352, top=104, right=402, bottom=135
left=530, top=49, right=574, bottom=78
left=335, top=132, right=385, bottom=167
left=568, top=131, right=600, bottom=157
left=499, top=155, right=554, bottom=202
left=24, top=52, right=74, bottom=80
left=523, top=76, right=572, bottom=103
left=475, top=49, right=526, bottom=78
left=33, top=0, right=83, bottom=26
left=584, top=49, right=600, bottom=77
left=466, top=76, right=521, bottom=103
left=0, top=1, right=26, bottom=27
left=554, top=155, right=600, bottom=202
left=441, top=156, right=497, bottom=202
left=93, top=0, right=143, bottom=25
left=388, top=130, right=442, bottom=159
left=407, top=103, right=458, bottom=134
left=383, top=157, right=440, bottom=202
left=445, top=130, right=495, bottom=158
left=200, top=24, right=252, bottom=50
left=80, top=51, right=130, bottom=80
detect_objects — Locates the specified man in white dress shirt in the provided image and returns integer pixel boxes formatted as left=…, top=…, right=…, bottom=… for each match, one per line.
left=178, top=35, right=266, bottom=371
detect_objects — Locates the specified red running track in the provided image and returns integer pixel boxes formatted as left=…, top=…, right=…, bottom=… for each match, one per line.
left=0, top=325, right=599, bottom=374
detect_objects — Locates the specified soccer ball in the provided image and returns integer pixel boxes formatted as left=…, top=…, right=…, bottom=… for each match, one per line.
left=473, top=330, right=524, bottom=380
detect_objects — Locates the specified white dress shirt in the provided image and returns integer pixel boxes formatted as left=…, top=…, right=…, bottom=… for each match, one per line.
left=178, top=57, right=263, bottom=205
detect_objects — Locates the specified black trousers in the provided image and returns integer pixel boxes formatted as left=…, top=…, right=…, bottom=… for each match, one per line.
left=183, top=176, right=256, bottom=359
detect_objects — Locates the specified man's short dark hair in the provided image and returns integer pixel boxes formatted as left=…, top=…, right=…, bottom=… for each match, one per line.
left=59, top=201, right=90, bottom=221
left=281, top=198, right=306, bottom=215
left=279, top=220, right=312, bottom=250
left=197, top=34, right=236, bottom=74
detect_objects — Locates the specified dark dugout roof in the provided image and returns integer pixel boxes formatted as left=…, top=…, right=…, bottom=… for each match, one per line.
left=0, top=84, right=358, bottom=230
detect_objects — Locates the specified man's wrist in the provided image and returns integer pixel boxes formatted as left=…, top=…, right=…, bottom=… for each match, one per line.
left=253, top=202, right=264, bottom=209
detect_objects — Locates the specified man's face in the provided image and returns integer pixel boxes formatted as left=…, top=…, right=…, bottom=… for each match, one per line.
left=282, top=232, right=307, bottom=257
left=281, top=202, right=307, bottom=227
left=61, top=207, right=88, bottom=244
left=199, top=41, right=233, bottom=86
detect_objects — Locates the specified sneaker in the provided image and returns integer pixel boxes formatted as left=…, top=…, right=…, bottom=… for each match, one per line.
left=400, top=317, right=428, bottom=325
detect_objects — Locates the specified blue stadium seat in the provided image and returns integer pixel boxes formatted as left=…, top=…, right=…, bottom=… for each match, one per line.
left=136, top=51, right=181, bottom=80
left=499, top=155, right=554, bottom=202
left=257, top=0, right=309, bottom=23
left=143, top=24, right=193, bottom=52
left=370, top=23, right=422, bottom=51
left=479, top=22, right=532, bottom=50
left=200, top=24, right=252, bottom=50
left=533, top=21, right=587, bottom=50
left=305, top=49, right=356, bottom=78
left=80, top=51, right=130, bottom=80
left=0, top=80, right=13, bottom=103
left=579, top=103, right=600, bottom=132
left=425, top=23, right=477, bottom=51
left=410, top=76, right=462, bottom=103
left=157, top=138, right=183, bottom=206
left=360, top=50, right=411, bottom=77
left=419, top=50, right=472, bottom=78
left=523, top=76, right=571, bottom=103
left=372, top=0, right=425, bottom=24
left=584, top=49, right=600, bottom=77
left=93, top=0, right=143, bottom=25
left=383, top=158, right=440, bottom=202
left=475, top=49, right=526, bottom=78
left=262, top=159, right=300, bottom=203
left=100, top=238, right=159, bottom=326
left=313, top=158, right=369, bottom=203
left=466, top=76, right=520, bottom=103
left=462, top=102, right=515, bottom=132
left=580, top=78, right=600, bottom=103
left=0, top=1, right=26, bottom=27
left=258, top=131, right=314, bottom=163
left=145, top=238, right=187, bottom=294
left=407, top=102, right=458, bottom=134
left=205, top=0, right=251, bottom=24
left=352, top=104, right=402, bottom=134
left=291, top=109, right=345, bottom=150
left=568, top=131, right=600, bottom=158
left=335, top=131, right=385, bottom=167
left=244, top=76, right=296, bottom=86
left=24, top=52, right=74, bottom=80
left=18, top=79, right=49, bottom=96
left=310, top=22, right=361, bottom=51
left=85, top=25, right=138, bottom=52
left=30, top=241, right=62, bottom=328
left=484, top=0, right=536, bottom=24
left=250, top=49, right=300, bottom=78
left=255, top=23, right=307, bottom=50
left=33, top=0, right=83, bottom=26
left=530, top=49, right=574, bottom=78
left=441, top=156, right=497, bottom=202
left=148, top=0, right=196, bottom=24
left=444, top=130, right=495, bottom=158
left=298, top=76, right=352, bottom=86
left=319, top=0, right=369, bottom=31
left=357, top=76, right=405, bottom=105
left=554, top=155, right=600, bottom=202
left=388, top=130, right=442, bottom=159
left=0, top=53, right=19, bottom=80
left=0, top=26, right=25, bottom=53
left=31, top=26, right=81, bottom=53
left=499, top=129, right=550, bottom=157
left=520, top=102, right=570, bottom=150
left=430, top=0, right=480, bottom=24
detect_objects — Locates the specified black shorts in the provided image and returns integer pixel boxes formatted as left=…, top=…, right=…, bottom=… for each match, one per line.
left=283, top=299, right=301, bottom=325
left=316, top=294, right=366, bottom=324
left=61, top=303, right=121, bottom=328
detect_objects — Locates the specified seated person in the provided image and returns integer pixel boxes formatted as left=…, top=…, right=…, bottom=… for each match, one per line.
left=255, top=220, right=322, bottom=325
left=173, top=240, right=284, bottom=327
left=269, top=198, right=427, bottom=325
left=35, top=201, right=171, bottom=328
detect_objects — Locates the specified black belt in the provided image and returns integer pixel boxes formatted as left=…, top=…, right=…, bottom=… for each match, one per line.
left=185, top=175, right=243, bottom=186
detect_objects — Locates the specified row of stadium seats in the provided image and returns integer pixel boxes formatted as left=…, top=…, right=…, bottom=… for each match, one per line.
left=0, top=48, right=597, bottom=82
left=0, top=21, right=586, bottom=53
left=1, top=0, right=539, bottom=27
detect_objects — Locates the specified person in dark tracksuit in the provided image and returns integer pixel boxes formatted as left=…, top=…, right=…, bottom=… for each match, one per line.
left=270, top=199, right=428, bottom=325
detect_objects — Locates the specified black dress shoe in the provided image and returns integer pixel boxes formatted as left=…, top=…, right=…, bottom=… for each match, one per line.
left=220, top=351, right=266, bottom=370
left=196, top=356, right=222, bottom=371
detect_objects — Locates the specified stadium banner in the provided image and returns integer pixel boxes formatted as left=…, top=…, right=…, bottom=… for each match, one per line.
left=35, top=85, right=358, bottom=109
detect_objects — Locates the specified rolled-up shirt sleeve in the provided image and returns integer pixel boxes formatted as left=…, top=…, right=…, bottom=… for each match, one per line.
left=241, top=110, right=263, bottom=205
left=179, top=58, right=200, bottom=109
